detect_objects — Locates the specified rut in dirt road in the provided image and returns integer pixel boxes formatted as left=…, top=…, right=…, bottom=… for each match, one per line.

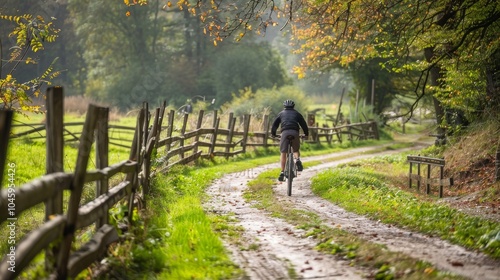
left=203, top=146, right=500, bottom=280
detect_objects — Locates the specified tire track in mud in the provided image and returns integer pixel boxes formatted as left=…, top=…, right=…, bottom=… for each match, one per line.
left=203, top=145, right=500, bottom=279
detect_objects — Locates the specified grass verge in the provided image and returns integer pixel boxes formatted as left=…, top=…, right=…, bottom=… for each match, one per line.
left=311, top=155, right=500, bottom=259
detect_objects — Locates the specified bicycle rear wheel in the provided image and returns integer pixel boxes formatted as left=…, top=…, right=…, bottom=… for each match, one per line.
left=287, top=150, right=294, bottom=196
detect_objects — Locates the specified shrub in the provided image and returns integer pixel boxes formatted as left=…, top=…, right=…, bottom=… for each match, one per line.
left=221, top=85, right=311, bottom=120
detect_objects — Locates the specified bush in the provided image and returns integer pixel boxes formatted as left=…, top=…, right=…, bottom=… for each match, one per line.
left=221, top=85, right=311, bottom=120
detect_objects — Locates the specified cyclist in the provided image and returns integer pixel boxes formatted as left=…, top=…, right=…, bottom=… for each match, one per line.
left=271, top=99, right=309, bottom=181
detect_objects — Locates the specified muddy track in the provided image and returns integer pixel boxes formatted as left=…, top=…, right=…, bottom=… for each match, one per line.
left=203, top=145, right=500, bottom=280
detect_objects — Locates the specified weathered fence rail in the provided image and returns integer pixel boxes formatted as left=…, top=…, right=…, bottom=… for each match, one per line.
left=10, top=122, right=135, bottom=149
left=0, top=86, right=379, bottom=279
left=407, top=155, right=454, bottom=198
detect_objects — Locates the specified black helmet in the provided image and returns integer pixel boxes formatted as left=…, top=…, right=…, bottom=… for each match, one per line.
left=283, top=99, right=295, bottom=108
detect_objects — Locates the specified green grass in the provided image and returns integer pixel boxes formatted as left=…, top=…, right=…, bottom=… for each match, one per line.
left=4, top=111, right=134, bottom=186
left=311, top=158, right=500, bottom=258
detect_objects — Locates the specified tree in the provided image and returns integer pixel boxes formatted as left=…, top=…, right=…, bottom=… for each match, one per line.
left=290, top=0, right=499, bottom=135
left=67, top=0, right=165, bottom=109
left=0, top=8, right=60, bottom=113
left=154, top=0, right=498, bottom=136
left=206, top=41, right=292, bottom=106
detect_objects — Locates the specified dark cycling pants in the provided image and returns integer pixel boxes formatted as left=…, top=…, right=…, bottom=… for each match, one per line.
left=280, top=130, right=300, bottom=153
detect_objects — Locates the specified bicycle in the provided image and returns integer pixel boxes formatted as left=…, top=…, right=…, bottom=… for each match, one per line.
left=277, top=134, right=304, bottom=196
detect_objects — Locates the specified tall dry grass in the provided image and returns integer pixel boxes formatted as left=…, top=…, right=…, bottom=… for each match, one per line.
left=444, top=119, right=500, bottom=173
left=64, top=95, right=122, bottom=121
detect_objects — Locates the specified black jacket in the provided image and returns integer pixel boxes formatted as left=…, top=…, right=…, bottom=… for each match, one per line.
left=271, top=108, right=309, bottom=137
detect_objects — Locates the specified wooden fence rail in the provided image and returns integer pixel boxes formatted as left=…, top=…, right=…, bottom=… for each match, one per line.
left=0, top=87, right=379, bottom=279
left=10, top=122, right=135, bottom=149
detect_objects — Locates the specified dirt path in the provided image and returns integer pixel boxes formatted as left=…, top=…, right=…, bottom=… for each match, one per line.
left=203, top=145, right=500, bottom=280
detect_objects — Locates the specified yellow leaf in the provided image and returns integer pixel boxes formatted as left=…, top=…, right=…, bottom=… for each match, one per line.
left=213, top=40, right=217, bottom=46
left=167, top=1, right=172, bottom=7
left=124, top=0, right=130, bottom=5
left=126, top=11, right=131, bottom=16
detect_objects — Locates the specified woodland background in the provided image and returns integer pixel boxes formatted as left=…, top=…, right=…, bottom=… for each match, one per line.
left=2, top=0, right=497, bottom=128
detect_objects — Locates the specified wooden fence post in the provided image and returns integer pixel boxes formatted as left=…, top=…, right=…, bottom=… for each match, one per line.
left=262, top=114, right=269, bottom=149
left=143, top=106, right=160, bottom=197
left=141, top=103, right=154, bottom=197
left=142, top=102, right=149, bottom=148
left=439, top=165, right=445, bottom=198
left=335, top=88, right=345, bottom=126
left=45, top=86, right=64, bottom=200
left=225, top=113, right=235, bottom=158
left=212, top=109, right=218, bottom=128
left=408, top=161, right=413, bottom=188
left=241, top=114, right=251, bottom=153
left=166, top=110, right=175, bottom=153
left=417, top=161, right=421, bottom=191
left=155, top=101, right=167, bottom=148
left=180, top=113, right=189, bottom=159
left=0, top=109, right=13, bottom=186
left=95, top=107, right=109, bottom=229
left=45, top=87, right=64, bottom=270
left=426, top=164, right=431, bottom=194
left=193, top=110, right=204, bottom=154
left=57, top=104, right=101, bottom=279
left=127, top=108, right=145, bottom=223
left=148, top=107, right=160, bottom=148
left=209, top=118, right=220, bottom=156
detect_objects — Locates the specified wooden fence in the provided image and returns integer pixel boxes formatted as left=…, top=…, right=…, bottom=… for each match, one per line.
left=0, top=87, right=379, bottom=279
left=10, top=120, right=135, bottom=150
left=407, top=155, right=454, bottom=198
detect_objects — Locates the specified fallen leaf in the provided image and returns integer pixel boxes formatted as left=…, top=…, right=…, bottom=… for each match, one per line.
left=300, top=267, right=313, bottom=272
left=450, top=261, right=464, bottom=267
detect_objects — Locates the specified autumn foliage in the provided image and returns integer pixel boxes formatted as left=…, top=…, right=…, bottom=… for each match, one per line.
left=0, top=14, right=60, bottom=114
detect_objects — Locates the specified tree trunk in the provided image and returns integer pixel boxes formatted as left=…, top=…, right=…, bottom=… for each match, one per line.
left=424, top=47, right=447, bottom=144
left=485, top=50, right=500, bottom=115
